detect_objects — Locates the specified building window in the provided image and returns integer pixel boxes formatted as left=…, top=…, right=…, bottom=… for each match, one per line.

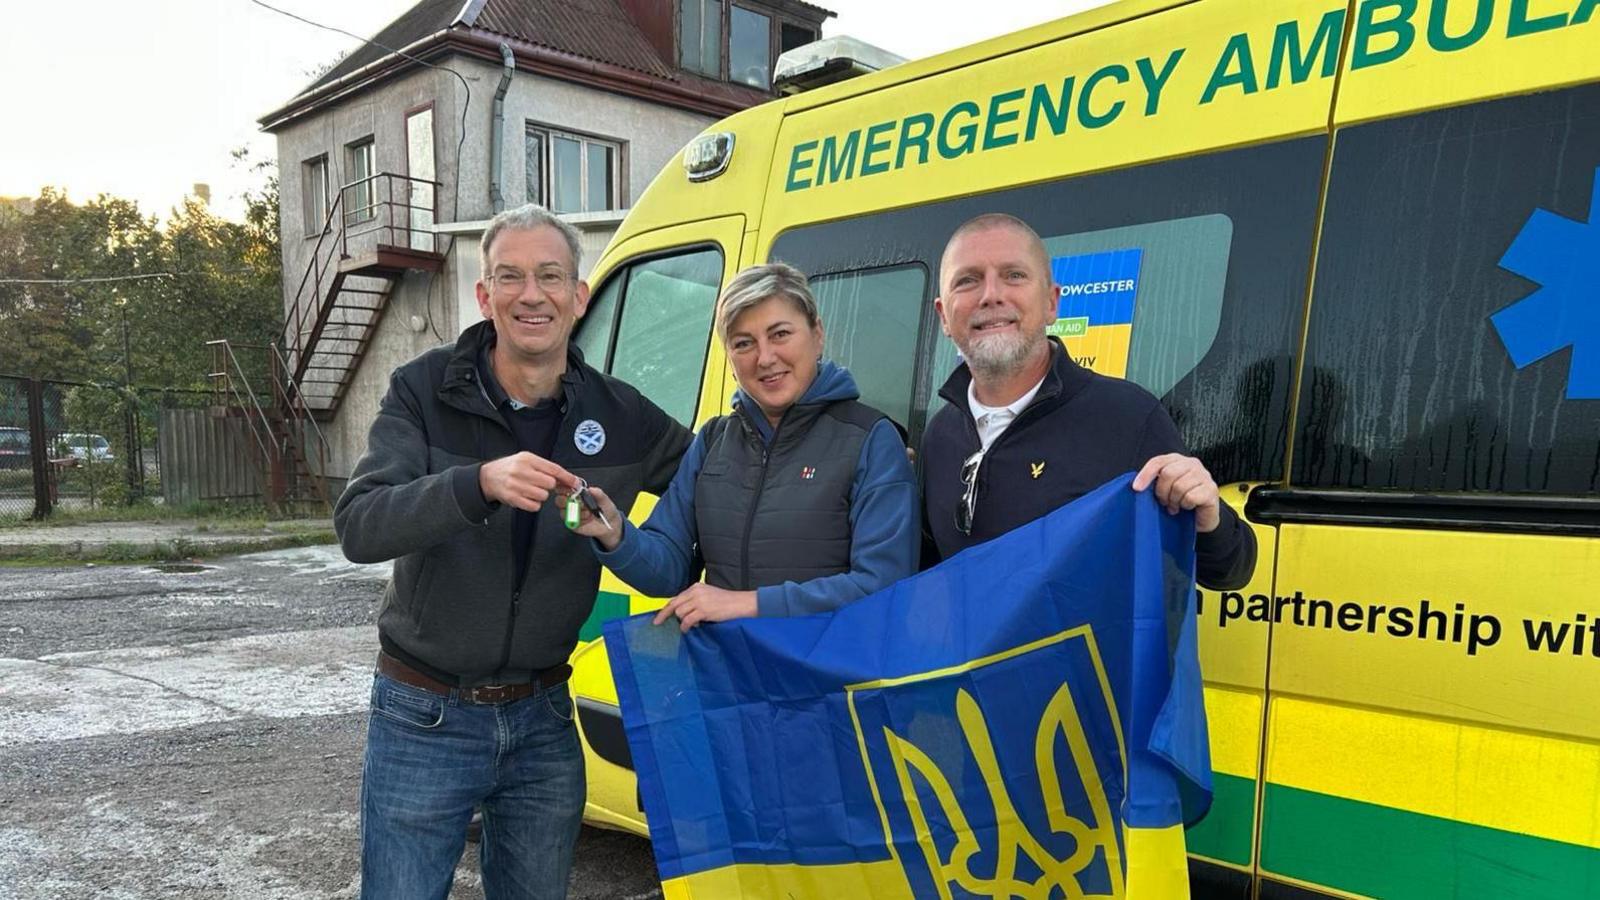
left=526, top=125, right=622, bottom=214
left=780, top=22, right=815, bottom=55
left=345, top=138, right=375, bottom=224
left=302, top=155, right=329, bottom=236
left=679, top=0, right=723, bottom=78
left=678, top=1, right=814, bottom=88
left=730, top=6, right=772, bottom=89
left=525, top=129, right=544, bottom=211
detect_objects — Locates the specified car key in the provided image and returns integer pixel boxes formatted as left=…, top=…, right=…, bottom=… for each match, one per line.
left=563, top=478, right=612, bottom=531
left=579, top=486, right=612, bottom=531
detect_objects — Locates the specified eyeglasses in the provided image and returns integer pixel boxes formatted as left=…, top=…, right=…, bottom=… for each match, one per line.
left=491, top=269, right=573, bottom=295
left=955, top=448, right=985, bottom=535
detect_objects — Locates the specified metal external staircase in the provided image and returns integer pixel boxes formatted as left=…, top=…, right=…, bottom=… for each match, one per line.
left=206, top=172, right=443, bottom=510
left=207, top=340, right=331, bottom=511
left=284, top=172, right=445, bottom=416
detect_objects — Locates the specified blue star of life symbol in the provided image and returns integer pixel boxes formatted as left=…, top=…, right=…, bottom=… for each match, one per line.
left=1490, top=165, right=1600, bottom=400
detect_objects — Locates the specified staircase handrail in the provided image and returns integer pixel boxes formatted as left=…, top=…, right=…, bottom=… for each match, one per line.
left=205, top=339, right=274, bottom=470
left=338, top=171, right=443, bottom=251
left=267, top=340, right=332, bottom=476
left=283, top=186, right=348, bottom=377
left=284, top=171, right=444, bottom=388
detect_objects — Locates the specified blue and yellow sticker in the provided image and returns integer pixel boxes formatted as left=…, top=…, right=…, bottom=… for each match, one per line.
left=1050, top=248, right=1143, bottom=378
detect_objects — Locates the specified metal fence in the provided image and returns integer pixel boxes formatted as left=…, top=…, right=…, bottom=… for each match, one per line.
left=0, top=375, right=220, bottom=520
left=157, top=408, right=264, bottom=506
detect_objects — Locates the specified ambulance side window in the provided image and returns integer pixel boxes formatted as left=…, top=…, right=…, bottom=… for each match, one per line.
left=1293, top=83, right=1600, bottom=496
left=576, top=247, right=723, bottom=425
left=573, top=275, right=621, bottom=367
left=770, top=135, right=1328, bottom=482
left=808, top=265, right=927, bottom=429
left=919, top=214, right=1235, bottom=421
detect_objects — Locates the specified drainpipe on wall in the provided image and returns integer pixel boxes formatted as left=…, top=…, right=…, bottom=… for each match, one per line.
left=489, top=43, right=515, bottom=213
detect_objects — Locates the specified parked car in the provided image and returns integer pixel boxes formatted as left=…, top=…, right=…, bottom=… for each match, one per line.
left=0, top=426, right=31, bottom=470
left=53, top=432, right=114, bottom=463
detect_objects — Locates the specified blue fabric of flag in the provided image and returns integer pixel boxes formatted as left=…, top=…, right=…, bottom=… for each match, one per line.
left=604, top=473, right=1211, bottom=886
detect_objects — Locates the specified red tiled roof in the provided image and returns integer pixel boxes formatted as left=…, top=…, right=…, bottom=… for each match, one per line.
left=269, top=0, right=832, bottom=128
left=303, top=0, right=465, bottom=94
left=472, top=0, right=677, bottom=80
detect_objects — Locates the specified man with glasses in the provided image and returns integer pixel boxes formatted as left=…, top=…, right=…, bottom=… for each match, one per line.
left=921, top=213, right=1256, bottom=590
left=335, top=204, right=691, bottom=898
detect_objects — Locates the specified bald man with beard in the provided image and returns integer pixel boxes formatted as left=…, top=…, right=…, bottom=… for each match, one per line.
left=920, top=212, right=1256, bottom=589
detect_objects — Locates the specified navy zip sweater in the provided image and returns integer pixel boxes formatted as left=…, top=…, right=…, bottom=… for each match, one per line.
left=922, top=341, right=1257, bottom=590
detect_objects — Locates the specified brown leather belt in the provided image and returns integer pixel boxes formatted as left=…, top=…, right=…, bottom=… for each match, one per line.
left=377, top=651, right=572, bottom=705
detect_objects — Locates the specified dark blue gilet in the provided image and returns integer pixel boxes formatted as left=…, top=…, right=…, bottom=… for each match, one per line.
left=693, top=399, right=884, bottom=590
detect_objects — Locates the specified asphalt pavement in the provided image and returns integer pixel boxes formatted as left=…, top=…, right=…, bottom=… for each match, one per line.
left=0, top=544, right=661, bottom=899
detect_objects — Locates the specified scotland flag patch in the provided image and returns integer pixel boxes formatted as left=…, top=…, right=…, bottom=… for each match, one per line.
left=574, top=419, right=606, bottom=455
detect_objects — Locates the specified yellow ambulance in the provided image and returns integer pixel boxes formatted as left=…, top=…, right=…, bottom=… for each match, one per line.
left=563, top=0, right=1600, bottom=895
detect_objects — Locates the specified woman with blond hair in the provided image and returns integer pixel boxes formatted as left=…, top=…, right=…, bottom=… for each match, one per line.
left=570, top=262, right=917, bottom=628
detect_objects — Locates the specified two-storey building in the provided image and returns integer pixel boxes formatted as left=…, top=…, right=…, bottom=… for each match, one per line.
left=259, top=0, right=832, bottom=484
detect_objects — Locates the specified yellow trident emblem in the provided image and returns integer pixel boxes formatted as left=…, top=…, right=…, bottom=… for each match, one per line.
left=849, top=629, right=1128, bottom=900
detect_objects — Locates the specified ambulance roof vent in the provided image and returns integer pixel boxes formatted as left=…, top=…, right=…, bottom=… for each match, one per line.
left=773, top=36, right=906, bottom=95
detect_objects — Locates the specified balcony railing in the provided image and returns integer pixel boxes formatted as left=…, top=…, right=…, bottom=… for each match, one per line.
left=282, top=171, right=442, bottom=382
left=338, top=171, right=443, bottom=257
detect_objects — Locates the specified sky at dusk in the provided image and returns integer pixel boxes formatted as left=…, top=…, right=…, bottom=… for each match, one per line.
left=0, top=0, right=1108, bottom=222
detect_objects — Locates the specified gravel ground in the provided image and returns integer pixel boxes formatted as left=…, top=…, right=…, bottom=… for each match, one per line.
left=0, top=545, right=660, bottom=899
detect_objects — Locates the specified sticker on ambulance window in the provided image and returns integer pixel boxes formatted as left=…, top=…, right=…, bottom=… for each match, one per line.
left=1042, top=214, right=1232, bottom=398
left=1049, top=248, right=1143, bottom=379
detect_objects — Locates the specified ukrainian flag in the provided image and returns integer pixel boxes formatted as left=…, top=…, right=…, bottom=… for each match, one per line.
left=605, top=473, right=1210, bottom=899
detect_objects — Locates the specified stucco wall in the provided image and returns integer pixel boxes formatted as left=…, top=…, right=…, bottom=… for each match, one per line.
left=274, top=66, right=468, bottom=322
left=455, top=57, right=715, bottom=217
left=314, top=274, right=456, bottom=481
left=270, top=54, right=721, bottom=479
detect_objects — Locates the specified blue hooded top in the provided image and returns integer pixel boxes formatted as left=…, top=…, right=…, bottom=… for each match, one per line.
left=594, top=361, right=918, bottom=617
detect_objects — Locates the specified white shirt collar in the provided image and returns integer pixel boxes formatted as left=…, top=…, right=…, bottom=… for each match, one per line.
left=967, top=372, right=1047, bottom=451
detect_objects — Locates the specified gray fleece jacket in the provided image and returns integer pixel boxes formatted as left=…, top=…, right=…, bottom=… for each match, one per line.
left=334, top=321, right=690, bottom=685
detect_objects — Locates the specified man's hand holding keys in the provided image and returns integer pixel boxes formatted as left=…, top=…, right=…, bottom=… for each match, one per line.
left=478, top=452, right=582, bottom=513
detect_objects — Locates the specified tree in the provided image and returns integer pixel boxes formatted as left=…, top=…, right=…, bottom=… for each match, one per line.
left=0, top=154, right=283, bottom=390
left=305, top=49, right=350, bottom=82
left=0, top=190, right=111, bottom=379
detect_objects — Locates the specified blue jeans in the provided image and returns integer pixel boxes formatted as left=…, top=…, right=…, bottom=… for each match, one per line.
left=359, top=673, right=585, bottom=900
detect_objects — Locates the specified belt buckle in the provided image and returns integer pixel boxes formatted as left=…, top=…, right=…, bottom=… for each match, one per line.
left=469, top=683, right=514, bottom=704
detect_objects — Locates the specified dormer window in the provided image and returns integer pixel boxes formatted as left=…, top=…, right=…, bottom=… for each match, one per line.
left=678, top=1, right=819, bottom=89
left=780, top=21, right=815, bottom=55
left=729, top=6, right=771, bottom=88
left=678, top=0, right=723, bottom=77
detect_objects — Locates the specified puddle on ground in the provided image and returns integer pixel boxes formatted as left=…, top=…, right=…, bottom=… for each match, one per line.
left=148, top=564, right=213, bottom=574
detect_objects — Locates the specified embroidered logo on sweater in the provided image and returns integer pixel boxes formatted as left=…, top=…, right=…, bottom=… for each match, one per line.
left=801, top=466, right=816, bottom=480
left=574, top=419, right=606, bottom=455
left=1030, top=461, right=1046, bottom=479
